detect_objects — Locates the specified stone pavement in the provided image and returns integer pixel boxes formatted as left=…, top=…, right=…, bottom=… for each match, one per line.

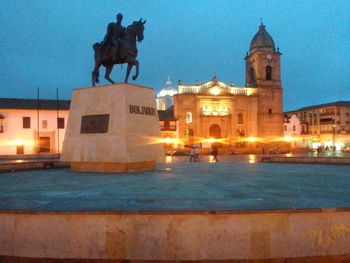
left=0, top=155, right=349, bottom=212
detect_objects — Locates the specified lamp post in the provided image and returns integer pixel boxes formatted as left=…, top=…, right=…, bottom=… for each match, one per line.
left=332, top=124, right=336, bottom=152
left=0, top=115, right=4, bottom=133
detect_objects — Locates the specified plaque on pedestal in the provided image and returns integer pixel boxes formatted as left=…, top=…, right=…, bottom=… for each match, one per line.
left=61, top=83, right=164, bottom=173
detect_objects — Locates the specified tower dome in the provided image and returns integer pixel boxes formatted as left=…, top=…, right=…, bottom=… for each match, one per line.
left=250, top=23, right=275, bottom=52
left=156, top=76, right=177, bottom=110
left=157, top=76, right=178, bottom=98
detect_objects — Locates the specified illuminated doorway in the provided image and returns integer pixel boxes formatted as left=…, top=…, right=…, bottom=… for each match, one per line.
left=209, top=124, right=221, bottom=139
left=39, top=137, right=50, bottom=153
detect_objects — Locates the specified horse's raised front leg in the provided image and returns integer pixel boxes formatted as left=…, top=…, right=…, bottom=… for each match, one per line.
left=125, top=63, right=133, bottom=83
left=105, top=65, right=115, bottom=84
left=132, top=60, right=139, bottom=80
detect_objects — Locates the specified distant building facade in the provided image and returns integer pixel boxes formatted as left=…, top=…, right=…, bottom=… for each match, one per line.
left=283, top=114, right=308, bottom=148
left=0, top=98, right=70, bottom=155
left=163, top=23, right=284, bottom=151
left=1, top=24, right=289, bottom=154
left=285, top=101, right=350, bottom=149
left=284, top=114, right=302, bottom=137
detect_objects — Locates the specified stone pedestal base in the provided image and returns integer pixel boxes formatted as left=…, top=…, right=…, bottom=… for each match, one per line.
left=71, top=161, right=155, bottom=173
left=61, top=83, right=164, bottom=173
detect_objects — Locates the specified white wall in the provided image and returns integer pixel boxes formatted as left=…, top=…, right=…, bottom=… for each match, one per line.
left=0, top=109, right=69, bottom=155
left=284, top=114, right=301, bottom=136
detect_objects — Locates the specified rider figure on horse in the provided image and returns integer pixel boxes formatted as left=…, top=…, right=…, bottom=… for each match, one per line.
left=92, top=15, right=146, bottom=86
left=101, top=13, right=126, bottom=61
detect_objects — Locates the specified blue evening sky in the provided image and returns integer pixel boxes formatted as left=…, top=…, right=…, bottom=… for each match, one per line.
left=0, top=0, right=349, bottom=111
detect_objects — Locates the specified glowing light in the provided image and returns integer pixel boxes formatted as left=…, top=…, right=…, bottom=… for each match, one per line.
left=157, top=137, right=182, bottom=145
left=158, top=88, right=178, bottom=97
left=201, top=104, right=230, bottom=116
left=210, top=87, right=221, bottom=96
left=312, top=142, right=321, bottom=149
left=206, top=138, right=217, bottom=143
left=15, top=160, right=24, bottom=163
left=162, top=137, right=173, bottom=144
left=209, top=155, right=216, bottom=163
left=283, top=136, right=293, bottom=142
left=324, top=141, right=332, bottom=147
left=247, top=137, right=256, bottom=142
left=0, top=139, right=35, bottom=147
left=13, top=139, right=25, bottom=145
left=248, top=154, right=256, bottom=164
left=286, top=153, right=292, bottom=157
left=335, top=142, right=344, bottom=151
left=165, top=156, right=173, bottom=163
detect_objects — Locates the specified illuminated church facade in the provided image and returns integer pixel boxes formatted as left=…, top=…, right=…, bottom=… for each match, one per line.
left=158, top=23, right=284, bottom=151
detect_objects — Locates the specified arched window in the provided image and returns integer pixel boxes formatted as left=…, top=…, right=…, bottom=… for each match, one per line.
left=161, top=102, right=166, bottom=110
left=266, top=66, right=272, bottom=80
left=186, top=112, right=192, bottom=124
left=237, top=113, right=244, bottom=124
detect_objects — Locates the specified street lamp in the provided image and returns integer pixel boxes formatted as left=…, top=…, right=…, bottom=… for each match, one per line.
left=0, top=114, right=4, bottom=133
left=162, top=137, right=174, bottom=155
left=332, top=124, right=336, bottom=152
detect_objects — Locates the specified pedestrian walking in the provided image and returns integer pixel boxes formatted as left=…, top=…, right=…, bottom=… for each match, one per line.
left=194, top=145, right=200, bottom=162
left=189, top=146, right=196, bottom=162
left=211, top=144, right=219, bottom=162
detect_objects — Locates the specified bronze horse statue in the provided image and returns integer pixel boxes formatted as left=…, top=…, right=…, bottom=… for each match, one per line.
left=92, top=19, right=146, bottom=86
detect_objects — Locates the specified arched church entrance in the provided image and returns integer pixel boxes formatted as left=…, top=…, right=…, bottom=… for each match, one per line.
left=209, top=124, right=221, bottom=139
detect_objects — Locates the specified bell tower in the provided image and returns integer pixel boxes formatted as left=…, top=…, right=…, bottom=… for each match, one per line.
left=245, top=22, right=281, bottom=88
left=245, top=23, right=284, bottom=138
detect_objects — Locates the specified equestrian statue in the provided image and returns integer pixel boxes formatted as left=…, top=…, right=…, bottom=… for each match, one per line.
left=92, top=13, right=146, bottom=86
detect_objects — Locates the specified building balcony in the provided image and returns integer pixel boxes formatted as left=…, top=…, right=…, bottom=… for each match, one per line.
left=320, top=121, right=335, bottom=125
left=320, top=112, right=335, bottom=116
left=319, top=118, right=335, bottom=125
left=178, top=85, right=257, bottom=96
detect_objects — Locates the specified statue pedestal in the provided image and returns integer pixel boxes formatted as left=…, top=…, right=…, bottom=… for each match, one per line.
left=61, top=83, right=164, bottom=173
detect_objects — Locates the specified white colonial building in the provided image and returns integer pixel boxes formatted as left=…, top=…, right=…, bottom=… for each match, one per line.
left=283, top=114, right=307, bottom=148
left=0, top=98, right=70, bottom=155
left=284, top=114, right=302, bottom=136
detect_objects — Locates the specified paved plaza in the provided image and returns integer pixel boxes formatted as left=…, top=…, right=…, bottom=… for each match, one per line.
left=0, top=155, right=349, bottom=212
